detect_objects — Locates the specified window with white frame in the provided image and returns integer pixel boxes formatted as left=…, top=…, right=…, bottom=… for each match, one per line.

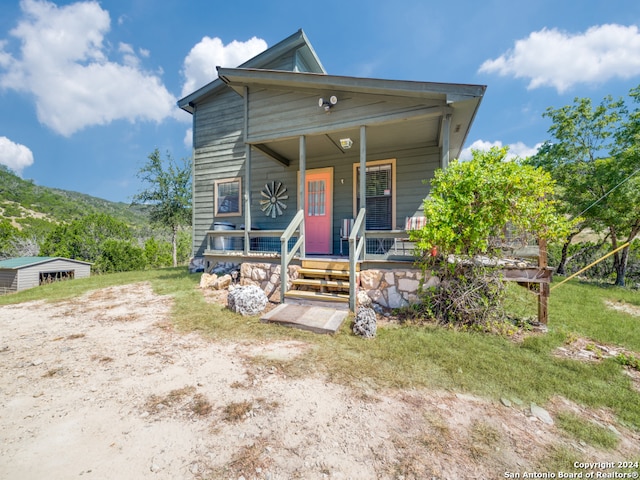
left=353, top=159, right=396, bottom=230
left=214, top=177, right=242, bottom=217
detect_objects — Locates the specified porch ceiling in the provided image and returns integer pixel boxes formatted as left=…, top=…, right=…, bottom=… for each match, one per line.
left=253, top=116, right=441, bottom=163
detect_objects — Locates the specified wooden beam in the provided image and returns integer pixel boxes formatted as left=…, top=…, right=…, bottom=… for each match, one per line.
left=502, top=266, right=553, bottom=284
left=441, top=113, right=451, bottom=169
left=538, top=238, right=549, bottom=325
left=252, top=143, right=290, bottom=166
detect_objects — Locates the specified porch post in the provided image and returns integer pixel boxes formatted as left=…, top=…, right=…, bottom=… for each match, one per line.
left=244, top=145, right=251, bottom=254
left=441, top=113, right=452, bottom=170
left=299, top=135, right=306, bottom=259
left=359, top=125, right=367, bottom=216
left=243, top=86, right=251, bottom=254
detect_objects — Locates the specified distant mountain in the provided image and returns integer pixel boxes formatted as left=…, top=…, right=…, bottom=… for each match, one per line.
left=0, top=164, right=150, bottom=230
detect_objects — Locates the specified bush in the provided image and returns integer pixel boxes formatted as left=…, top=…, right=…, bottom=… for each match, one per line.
left=144, top=238, right=172, bottom=268
left=425, top=261, right=507, bottom=326
left=95, top=239, right=147, bottom=273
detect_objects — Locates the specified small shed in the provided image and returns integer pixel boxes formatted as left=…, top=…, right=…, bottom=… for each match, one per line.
left=0, top=257, right=91, bottom=294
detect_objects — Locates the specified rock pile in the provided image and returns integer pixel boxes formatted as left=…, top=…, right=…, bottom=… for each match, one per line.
left=353, top=306, right=377, bottom=338
left=199, top=273, right=231, bottom=290
left=227, top=285, right=268, bottom=316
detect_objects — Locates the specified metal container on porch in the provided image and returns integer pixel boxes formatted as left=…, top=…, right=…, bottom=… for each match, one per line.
left=213, top=222, right=234, bottom=250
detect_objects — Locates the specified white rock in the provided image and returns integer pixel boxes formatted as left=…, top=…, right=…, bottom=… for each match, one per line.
left=530, top=403, right=554, bottom=425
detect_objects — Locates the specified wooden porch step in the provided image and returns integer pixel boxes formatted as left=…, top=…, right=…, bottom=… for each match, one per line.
left=292, top=278, right=349, bottom=289
left=284, top=290, right=349, bottom=304
left=301, top=259, right=356, bottom=272
left=297, top=268, right=350, bottom=279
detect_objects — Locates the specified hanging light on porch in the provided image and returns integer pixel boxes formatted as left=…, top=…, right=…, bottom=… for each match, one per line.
left=340, top=138, right=353, bottom=149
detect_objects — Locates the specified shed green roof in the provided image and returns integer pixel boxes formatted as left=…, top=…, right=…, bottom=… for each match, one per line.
left=0, top=257, right=91, bottom=269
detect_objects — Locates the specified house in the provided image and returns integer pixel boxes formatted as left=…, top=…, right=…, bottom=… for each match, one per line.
left=0, top=257, right=91, bottom=294
left=178, top=29, right=485, bottom=312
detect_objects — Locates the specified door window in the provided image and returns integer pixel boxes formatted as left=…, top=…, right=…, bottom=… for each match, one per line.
left=307, top=180, right=326, bottom=216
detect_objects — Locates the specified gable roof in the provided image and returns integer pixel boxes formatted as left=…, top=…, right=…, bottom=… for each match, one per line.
left=0, top=256, right=92, bottom=270
left=178, top=29, right=325, bottom=114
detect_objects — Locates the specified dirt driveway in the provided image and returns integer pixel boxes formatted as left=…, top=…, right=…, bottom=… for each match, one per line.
left=1, top=283, right=638, bottom=479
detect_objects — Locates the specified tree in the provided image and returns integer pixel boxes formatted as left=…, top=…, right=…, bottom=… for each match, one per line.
left=40, top=213, right=133, bottom=263
left=411, top=147, right=573, bottom=325
left=529, top=88, right=640, bottom=286
left=132, top=149, right=192, bottom=267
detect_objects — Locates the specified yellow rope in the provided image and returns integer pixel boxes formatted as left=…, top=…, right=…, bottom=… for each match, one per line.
left=550, top=242, right=630, bottom=291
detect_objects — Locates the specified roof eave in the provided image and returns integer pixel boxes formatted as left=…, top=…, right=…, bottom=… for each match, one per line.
left=177, top=29, right=325, bottom=114
left=216, top=67, right=486, bottom=101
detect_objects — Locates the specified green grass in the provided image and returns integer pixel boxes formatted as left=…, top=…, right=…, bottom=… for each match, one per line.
left=555, top=411, right=619, bottom=449
left=3, top=269, right=640, bottom=431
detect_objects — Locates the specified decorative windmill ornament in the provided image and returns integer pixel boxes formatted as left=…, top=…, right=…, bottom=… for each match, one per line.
left=260, top=181, right=288, bottom=218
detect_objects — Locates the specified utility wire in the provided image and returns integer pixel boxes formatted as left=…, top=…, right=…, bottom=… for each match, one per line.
left=575, top=165, right=640, bottom=219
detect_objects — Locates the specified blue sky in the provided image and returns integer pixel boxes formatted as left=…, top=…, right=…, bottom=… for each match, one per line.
left=1, top=0, right=640, bottom=203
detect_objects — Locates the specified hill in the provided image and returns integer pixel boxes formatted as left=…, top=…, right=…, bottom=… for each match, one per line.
left=0, top=164, right=150, bottom=230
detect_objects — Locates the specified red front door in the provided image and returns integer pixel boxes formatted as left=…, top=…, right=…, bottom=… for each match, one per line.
left=304, top=168, right=333, bottom=254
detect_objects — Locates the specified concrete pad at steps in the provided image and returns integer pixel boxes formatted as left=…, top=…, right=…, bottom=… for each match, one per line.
left=260, top=303, right=348, bottom=334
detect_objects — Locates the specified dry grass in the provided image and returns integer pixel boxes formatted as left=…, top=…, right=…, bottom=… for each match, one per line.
left=222, top=400, right=253, bottom=423
left=145, top=386, right=196, bottom=415
left=223, top=437, right=271, bottom=478
left=420, top=412, right=451, bottom=453
left=66, top=333, right=86, bottom=340
left=91, top=355, right=114, bottom=363
left=468, top=419, right=502, bottom=459
left=190, top=393, right=213, bottom=416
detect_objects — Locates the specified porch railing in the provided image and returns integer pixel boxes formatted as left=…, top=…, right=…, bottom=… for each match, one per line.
left=349, top=208, right=367, bottom=311
left=280, top=209, right=305, bottom=302
left=205, top=229, right=297, bottom=256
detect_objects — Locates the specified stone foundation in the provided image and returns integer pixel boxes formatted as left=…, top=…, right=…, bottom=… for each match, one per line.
left=240, top=262, right=300, bottom=302
left=239, top=262, right=438, bottom=311
left=359, top=268, right=439, bottom=310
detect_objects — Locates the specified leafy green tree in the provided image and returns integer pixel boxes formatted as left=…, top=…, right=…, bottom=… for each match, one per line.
left=132, top=149, right=192, bottom=267
left=0, top=219, right=22, bottom=259
left=40, top=213, right=133, bottom=263
left=529, top=88, right=640, bottom=286
left=95, top=239, right=146, bottom=273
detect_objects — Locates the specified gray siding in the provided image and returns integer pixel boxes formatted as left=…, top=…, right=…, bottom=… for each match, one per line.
left=247, top=87, right=441, bottom=143
left=262, top=52, right=295, bottom=71
left=0, top=270, right=18, bottom=293
left=192, top=89, right=246, bottom=256
left=248, top=144, right=439, bottom=255
left=1, top=259, right=90, bottom=293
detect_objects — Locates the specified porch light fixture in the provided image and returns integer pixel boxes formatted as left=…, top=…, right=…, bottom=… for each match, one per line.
left=318, top=95, right=338, bottom=112
left=340, top=138, right=353, bottom=149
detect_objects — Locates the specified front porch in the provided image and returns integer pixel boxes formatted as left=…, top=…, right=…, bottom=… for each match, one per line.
left=203, top=209, right=424, bottom=312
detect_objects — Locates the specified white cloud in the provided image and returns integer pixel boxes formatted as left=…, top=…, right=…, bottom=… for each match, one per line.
left=0, top=136, right=34, bottom=175
left=459, top=140, right=542, bottom=161
left=184, top=128, right=192, bottom=149
left=479, top=24, right=640, bottom=93
left=0, top=0, right=177, bottom=136
left=181, top=36, right=267, bottom=97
